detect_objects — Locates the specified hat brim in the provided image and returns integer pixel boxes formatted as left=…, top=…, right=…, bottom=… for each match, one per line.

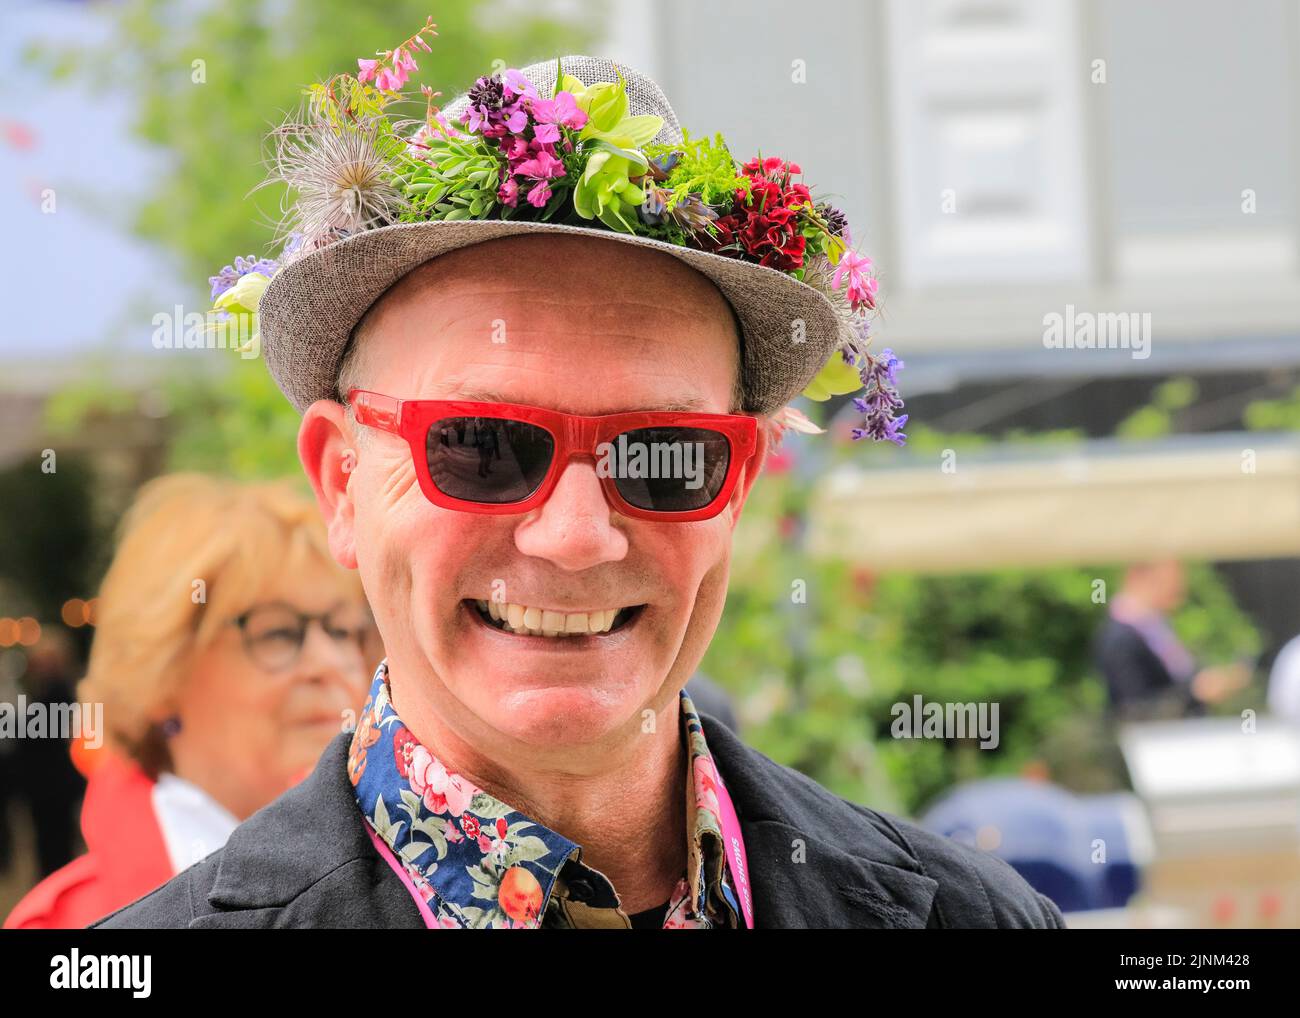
left=258, top=218, right=843, bottom=415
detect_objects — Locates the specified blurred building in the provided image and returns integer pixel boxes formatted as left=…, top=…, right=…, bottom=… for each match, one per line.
left=600, top=0, right=1300, bottom=663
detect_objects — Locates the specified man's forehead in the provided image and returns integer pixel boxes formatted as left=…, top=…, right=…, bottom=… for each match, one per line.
left=428, top=381, right=717, bottom=415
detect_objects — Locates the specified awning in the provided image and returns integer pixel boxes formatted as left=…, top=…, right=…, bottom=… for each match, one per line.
left=808, top=432, right=1300, bottom=572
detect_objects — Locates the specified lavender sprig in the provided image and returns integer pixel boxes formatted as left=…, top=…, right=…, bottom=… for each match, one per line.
left=849, top=348, right=907, bottom=446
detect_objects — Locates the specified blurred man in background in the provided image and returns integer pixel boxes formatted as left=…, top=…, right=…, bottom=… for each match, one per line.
left=1094, top=560, right=1249, bottom=721
left=7, top=628, right=85, bottom=880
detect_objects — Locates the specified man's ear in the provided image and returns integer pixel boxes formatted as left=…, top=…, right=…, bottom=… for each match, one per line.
left=299, top=399, right=360, bottom=570
left=724, top=416, right=772, bottom=532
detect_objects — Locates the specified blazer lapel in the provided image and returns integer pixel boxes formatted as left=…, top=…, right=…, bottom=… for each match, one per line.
left=202, top=732, right=422, bottom=928
left=196, top=721, right=940, bottom=929
left=701, top=714, right=939, bottom=929
left=742, top=817, right=938, bottom=928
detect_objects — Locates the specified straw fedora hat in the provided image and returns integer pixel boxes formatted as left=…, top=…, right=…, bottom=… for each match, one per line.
left=255, top=56, right=857, bottom=417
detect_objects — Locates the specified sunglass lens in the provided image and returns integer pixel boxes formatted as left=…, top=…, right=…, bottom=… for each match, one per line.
left=608, top=427, right=732, bottom=513
left=426, top=417, right=554, bottom=504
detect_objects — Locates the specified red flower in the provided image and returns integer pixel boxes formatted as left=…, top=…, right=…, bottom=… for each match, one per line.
left=393, top=726, right=419, bottom=778
left=461, top=813, right=481, bottom=840
left=701, top=156, right=813, bottom=272
left=496, top=817, right=509, bottom=840
left=744, top=156, right=801, bottom=179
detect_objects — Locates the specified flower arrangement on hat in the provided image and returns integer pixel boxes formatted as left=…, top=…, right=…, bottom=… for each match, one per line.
left=209, top=16, right=905, bottom=446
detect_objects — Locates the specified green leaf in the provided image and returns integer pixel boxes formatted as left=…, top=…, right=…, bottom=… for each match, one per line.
left=614, top=114, right=662, bottom=147
left=586, top=136, right=648, bottom=171
left=597, top=200, right=636, bottom=233
left=503, top=835, right=552, bottom=864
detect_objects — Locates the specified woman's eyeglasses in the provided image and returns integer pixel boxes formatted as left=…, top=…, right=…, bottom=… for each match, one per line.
left=348, top=389, right=758, bottom=522
left=232, top=603, right=371, bottom=672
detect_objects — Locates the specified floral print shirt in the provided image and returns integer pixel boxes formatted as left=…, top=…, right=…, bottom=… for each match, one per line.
left=348, top=662, right=746, bottom=929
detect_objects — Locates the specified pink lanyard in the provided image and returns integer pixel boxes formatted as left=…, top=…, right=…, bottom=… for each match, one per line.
left=713, top=766, right=755, bottom=929
left=366, top=823, right=441, bottom=927
left=367, top=770, right=754, bottom=930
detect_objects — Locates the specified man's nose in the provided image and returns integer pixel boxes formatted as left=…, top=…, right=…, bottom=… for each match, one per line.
left=514, top=457, right=628, bottom=570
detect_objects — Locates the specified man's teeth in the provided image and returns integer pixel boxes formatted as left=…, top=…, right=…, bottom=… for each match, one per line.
left=474, top=599, right=622, bottom=637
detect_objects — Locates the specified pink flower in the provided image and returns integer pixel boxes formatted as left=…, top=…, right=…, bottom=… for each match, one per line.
left=531, top=92, right=587, bottom=131
left=409, top=867, right=438, bottom=905
left=406, top=745, right=476, bottom=817
left=526, top=180, right=553, bottom=208
left=357, top=58, right=378, bottom=83
left=692, top=756, right=721, bottom=816
left=502, top=107, right=529, bottom=133
left=395, top=47, right=418, bottom=73
left=502, top=68, right=538, bottom=101
left=532, top=122, right=560, bottom=145
left=432, top=112, right=461, bottom=138
left=502, top=135, right=531, bottom=161
left=478, top=827, right=510, bottom=860
left=832, top=249, right=878, bottom=311
left=374, top=61, right=413, bottom=92
left=497, top=178, right=519, bottom=207
left=514, top=148, right=564, bottom=181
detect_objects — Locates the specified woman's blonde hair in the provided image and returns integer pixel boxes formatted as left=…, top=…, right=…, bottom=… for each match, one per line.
left=79, top=473, right=365, bottom=774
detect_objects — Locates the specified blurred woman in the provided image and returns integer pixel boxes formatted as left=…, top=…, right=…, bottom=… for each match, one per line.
left=5, top=474, right=374, bottom=928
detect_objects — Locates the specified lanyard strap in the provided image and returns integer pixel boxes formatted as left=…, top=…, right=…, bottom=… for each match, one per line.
left=367, top=770, right=755, bottom=930
left=713, top=765, right=755, bottom=929
left=366, top=822, right=440, bottom=928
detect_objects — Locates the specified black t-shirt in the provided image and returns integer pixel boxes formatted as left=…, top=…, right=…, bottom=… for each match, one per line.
left=627, top=901, right=669, bottom=929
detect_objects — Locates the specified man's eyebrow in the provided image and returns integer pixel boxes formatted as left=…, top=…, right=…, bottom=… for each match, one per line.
left=431, top=387, right=715, bottom=413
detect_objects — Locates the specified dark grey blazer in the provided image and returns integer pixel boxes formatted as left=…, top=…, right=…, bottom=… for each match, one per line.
left=92, top=716, right=1065, bottom=929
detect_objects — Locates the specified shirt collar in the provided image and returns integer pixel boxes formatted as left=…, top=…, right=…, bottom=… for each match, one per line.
left=348, top=661, right=741, bottom=928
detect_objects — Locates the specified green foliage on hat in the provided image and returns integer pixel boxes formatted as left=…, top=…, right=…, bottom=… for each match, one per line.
left=396, top=134, right=504, bottom=222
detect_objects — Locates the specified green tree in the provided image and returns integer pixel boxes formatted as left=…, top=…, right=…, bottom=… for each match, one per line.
left=40, top=0, right=598, bottom=479
left=703, top=433, right=1260, bottom=816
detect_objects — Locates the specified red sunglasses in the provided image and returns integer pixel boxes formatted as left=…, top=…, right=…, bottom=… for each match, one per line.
left=348, top=390, right=758, bottom=522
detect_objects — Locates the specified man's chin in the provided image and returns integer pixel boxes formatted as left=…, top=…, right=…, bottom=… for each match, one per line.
left=483, top=684, right=647, bottom=748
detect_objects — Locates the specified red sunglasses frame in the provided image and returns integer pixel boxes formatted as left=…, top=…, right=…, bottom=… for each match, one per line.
left=348, top=389, right=759, bottom=522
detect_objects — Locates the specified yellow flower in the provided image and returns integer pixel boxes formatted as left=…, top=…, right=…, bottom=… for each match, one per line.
left=801, top=354, right=862, bottom=401
left=213, top=271, right=272, bottom=316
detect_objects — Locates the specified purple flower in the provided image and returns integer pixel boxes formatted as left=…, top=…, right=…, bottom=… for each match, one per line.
left=462, top=73, right=530, bottom=138
left=463, top=74, right=504, bottom=133
left=209, top=254, right=277, bottom=301
left=868, top=347, right=904, bottom=387
left=851, top=386, right=903, bottom=416
left=852, top=413, right=909, bottom=446
left=817, top=202, right=848, bottom=238
left=849, top=348, right=907, bottom=446
left=502, top=107, right=529, bottom=134
left=501, top=68, right=538, bottom=101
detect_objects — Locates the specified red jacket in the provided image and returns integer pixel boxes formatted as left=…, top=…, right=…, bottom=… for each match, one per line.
left=5, top=752, right=174, bottom=929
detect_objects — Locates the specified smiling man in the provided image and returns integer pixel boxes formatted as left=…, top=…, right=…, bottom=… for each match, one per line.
left=95, top=52, right=1063, bottom=929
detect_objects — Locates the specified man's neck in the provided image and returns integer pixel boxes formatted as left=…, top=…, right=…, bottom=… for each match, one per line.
left=393, top=687, right=689, bottom=916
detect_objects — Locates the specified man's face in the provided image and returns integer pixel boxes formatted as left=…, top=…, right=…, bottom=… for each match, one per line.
left=1148, top=559, right=1187, bottom=613
left=304, top=234, right=766, bottom=756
